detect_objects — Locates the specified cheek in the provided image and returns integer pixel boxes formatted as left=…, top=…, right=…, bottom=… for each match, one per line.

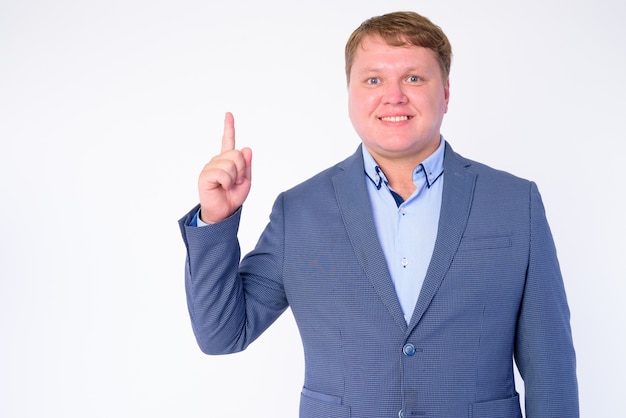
left=347, top=92, right=363, bottom=121
left=348, top=100, right=363, bottom=132
left=348, top=91, right=375, bottom=118
left=413, top=94, right=446, bottom=117
left=348, top=95, right=373, bottom=137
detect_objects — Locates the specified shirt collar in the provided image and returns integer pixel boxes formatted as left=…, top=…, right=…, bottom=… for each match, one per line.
left=363, top=137, right=445, bottom=190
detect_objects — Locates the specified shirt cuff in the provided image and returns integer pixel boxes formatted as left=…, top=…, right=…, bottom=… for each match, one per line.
left=190, top=209, right=209, bottom=227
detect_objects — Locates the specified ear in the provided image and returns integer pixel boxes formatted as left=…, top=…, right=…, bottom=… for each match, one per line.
left=443, top=79, right=450, bottom=113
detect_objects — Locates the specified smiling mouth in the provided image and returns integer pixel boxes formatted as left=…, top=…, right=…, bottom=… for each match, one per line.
left=379, top=116, right=412, bottom=122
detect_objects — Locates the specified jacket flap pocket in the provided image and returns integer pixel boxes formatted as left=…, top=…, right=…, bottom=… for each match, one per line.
left=470, top=394, right=521, bottom=418
left=300, top=388, right=350, bottom=418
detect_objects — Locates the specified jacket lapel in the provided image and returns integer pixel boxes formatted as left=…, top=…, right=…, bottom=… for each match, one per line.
left=332, top=146, right=408, bottom=331
left=408, top=143, right=476, bottom=331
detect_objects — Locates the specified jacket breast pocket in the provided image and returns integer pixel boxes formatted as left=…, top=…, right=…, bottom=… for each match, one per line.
left=460, top=235, right=512, bottom=251
left=300, top=388, right=351, bottom=418
left=469, top=394, right=522, bottom=418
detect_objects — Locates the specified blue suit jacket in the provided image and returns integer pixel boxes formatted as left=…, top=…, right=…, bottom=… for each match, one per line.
left=179, top=142, right=578, bottom=417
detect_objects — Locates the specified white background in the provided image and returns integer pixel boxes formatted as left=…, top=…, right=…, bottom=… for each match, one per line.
left=1, top=0, right=625, bottom=416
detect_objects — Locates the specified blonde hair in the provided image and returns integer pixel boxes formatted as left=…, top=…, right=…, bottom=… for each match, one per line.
left=345, top=11, right=452, bottom=84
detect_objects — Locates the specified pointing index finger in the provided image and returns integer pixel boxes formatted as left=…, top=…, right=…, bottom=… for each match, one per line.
left=221, top=112, right=236, bottom=153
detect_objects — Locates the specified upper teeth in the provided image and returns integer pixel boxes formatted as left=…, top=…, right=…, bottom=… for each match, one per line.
left=380, top=116, right=409, bottom=122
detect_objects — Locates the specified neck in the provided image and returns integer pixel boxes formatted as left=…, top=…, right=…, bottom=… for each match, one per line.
left=365, top=139, right=442, bottom=200
left=377, top=160, right=417, bottom=200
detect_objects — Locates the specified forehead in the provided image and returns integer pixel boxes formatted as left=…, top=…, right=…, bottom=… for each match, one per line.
left=351, top=35, right=438, bottom=71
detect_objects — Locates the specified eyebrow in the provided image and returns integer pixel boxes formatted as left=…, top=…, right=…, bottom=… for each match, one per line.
left=358, top=65, right=426, bottom=73
left=354, top=66, right=428, bottom=78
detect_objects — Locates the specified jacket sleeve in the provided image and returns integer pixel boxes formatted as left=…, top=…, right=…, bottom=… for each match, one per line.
left=178, top=201, right=289, bottom=355
left=514, top=182, right=579, bottom=417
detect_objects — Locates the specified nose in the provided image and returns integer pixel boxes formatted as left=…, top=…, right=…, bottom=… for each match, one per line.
left=383, top=81, right=408, bottom=105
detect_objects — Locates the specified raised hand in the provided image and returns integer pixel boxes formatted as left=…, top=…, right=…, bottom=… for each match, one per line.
left=197, top=112, right=252, bottom=224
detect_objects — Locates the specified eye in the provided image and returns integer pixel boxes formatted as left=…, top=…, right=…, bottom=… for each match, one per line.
left=366, top=77, right=380, bottom=85
left=407, top=75, right=421, bottom=83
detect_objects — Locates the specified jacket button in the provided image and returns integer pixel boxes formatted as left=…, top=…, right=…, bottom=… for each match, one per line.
left=402, top=343, right=416, bottom=356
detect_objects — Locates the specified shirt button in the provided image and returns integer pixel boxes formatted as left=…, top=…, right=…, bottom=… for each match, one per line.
left=403, top=343, right=416, bottom=356
left=401, top=257, right=408, bottom=267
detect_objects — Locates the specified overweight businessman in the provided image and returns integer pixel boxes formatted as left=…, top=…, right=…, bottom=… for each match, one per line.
left=178, top=11, right=579, bottom=417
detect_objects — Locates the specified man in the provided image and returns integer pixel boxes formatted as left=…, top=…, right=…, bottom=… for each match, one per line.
left=179, top=11, right=578, bottom=417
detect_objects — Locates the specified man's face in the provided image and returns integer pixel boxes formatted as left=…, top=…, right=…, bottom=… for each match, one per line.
left=348, top=35, right=450, bottom=166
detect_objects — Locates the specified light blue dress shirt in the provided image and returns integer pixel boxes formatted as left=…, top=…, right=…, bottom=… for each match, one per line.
left=362, top=138, right=445, bottom=323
